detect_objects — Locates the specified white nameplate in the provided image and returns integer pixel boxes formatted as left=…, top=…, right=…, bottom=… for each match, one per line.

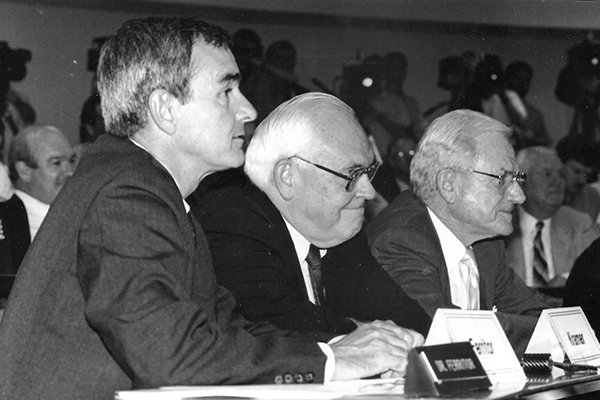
left=525, top=306, right=600, bottom=366
left=425, top=309, right=526, bottom=385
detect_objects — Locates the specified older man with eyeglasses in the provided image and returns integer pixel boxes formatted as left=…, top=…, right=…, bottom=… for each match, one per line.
left=190, top=92, right=430, bottom=355
left=367, top=109, right=551, bottom=357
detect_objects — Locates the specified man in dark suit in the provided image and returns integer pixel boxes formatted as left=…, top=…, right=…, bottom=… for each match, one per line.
left=192, top=92, right=430, bottom=340
left=564, top=237, right=600, bottom=339
left=367, top=109, right=550, bottom=357
left=0, top=17, right=416, bottom=400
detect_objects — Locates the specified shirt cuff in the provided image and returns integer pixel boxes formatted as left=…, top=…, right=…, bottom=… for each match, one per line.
left=318, top=342, right=335, bottom=383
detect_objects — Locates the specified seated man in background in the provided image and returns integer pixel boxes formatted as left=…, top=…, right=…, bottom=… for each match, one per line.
left=192, top=92, right=430, bottom=339
left=556, top=134, right=600, bottom=223
left=8, top=125, right=75, bottom=240
left=0, top=17, right=422, bottom=400
left=0, top=124, right=74, bottom=275
left=563, top=237, right=600, bottom=339
left=504, top=147, right=600, bottom=293
left=367, top=109, right=550, bottom=357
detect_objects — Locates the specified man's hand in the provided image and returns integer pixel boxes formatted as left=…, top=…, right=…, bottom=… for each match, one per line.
left=330, top=320, right=424, bottom=380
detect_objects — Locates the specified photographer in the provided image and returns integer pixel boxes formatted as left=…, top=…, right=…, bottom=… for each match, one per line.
left=0, top=42, right=35, bottom=164
left=555, top=39, right=600, bottom=147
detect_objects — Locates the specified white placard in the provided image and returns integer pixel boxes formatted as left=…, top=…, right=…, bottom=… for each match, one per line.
left=425, top=308, right=526, bottom=385
left=525, top=306, right=600, bottom=366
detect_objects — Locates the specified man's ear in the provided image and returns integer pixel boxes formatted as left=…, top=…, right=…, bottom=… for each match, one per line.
left=148, top=89, right=177, bottom=135
left=436, top=168, right=457, bottom=203
left=273, top=158, right=294, bottom=201
left=15, top=160, right=32, bottom=183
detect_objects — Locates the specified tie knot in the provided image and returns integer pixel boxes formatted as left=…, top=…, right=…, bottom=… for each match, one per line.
left=306, top=244, right=321, bottom=264
left=536, top=221, right=544, bottom=231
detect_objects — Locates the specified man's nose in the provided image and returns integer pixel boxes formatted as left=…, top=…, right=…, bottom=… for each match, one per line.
left=354, top=174, right=376, bottom=201
left=237, top=93, right=257, bottom=123
left=507, top=181, right=526, bottom=204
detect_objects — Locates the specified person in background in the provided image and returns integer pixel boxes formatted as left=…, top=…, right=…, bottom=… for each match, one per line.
left=503, top=61, right=551, bottom=149
left=0, top=125, right=74, bottom=277
left=385, top=136, right=417, bottom=193
left=367, top=109, right=550, bottom=357
left=192, top=92, right=430, bottom=340
left=563, top=237, right=600, bottom=339
left=0, top=17, right=422, bottom=400
left=556, top=134, right=600, bottom=223
left=7, top=125, right=75, bottom=240
left=504, top=147, right=599, bottom=294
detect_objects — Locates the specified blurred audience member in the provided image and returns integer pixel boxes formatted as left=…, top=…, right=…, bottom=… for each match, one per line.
left=0, top=125, right=74, bottom=278
left=563, top=237, right=600, bottom=338
left=556, top=135, right=600, bottom=222
left=8, top=125, right=75, bottom=240
left=362, top=52, right=422, bottom=158
left=367, top=110, right=549, bottom=357
left=232, top=28, right=264, bottom=91
left=245, top=40, right=304, bottom=126
left=504, top=61, right=551, bottom=149
left=79, top=92, right=105, bottom=144
left=386, top=136, right=417, bottom=193
left=504, top=147, right=599, bottom=291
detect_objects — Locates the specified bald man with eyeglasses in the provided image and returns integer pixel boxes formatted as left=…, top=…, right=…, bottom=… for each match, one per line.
left=189, top=92, right=430, bottom=344
left=367, top=109, right=551, bottom=358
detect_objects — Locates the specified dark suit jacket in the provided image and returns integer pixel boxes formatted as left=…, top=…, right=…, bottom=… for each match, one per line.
left=0, top=194, right=30, bottom=277
left=563, top=237, right=600, bottom=339
left=367, top=191, right=549, bottom=357
left=191, top=183, right=431, bottom=338
left=0, top=135, right=326, bottom=400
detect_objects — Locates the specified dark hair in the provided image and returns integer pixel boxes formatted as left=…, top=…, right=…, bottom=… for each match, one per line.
left=505, top=60, right=533, bottom=80
left=97, top=16, right=231, bottom=138
left=555, top=135, right=598, bottom=167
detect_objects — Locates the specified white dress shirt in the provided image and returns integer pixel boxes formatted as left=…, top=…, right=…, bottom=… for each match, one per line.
left=284, top=219, right=327, bottom=305
left=518, top=207, right=555, bottom=286
left=15, top=189, right=50, bottom=240
left=427, top=207, right=480, bottom=310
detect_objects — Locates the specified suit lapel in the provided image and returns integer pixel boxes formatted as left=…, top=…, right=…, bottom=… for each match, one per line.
left=252, top=188, right=309, bottom=299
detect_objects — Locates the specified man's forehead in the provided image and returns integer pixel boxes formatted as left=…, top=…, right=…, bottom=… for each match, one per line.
left=191, top=42, right=238, bottom=78
left=474, top=134, right=515, bottom=168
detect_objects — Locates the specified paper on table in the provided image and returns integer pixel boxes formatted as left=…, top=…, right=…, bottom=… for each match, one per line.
left=114, top=378, right=404, bottom=400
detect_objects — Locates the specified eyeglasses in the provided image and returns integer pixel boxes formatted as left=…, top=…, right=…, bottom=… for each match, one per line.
left=291, top=155, right=380, bottom=192
left=472, top=169, right=527, bottom=190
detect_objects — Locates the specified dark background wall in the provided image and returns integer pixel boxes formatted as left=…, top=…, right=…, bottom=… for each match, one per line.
left=0, top=0, right=598, bottom=145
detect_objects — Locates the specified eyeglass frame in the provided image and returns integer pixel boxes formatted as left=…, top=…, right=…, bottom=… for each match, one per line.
left=290, top=155, right=380, bottom=192
left=472, top=169, right=527, bottom=190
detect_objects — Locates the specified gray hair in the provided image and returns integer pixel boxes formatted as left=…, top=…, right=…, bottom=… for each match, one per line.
left=97, top=16, right=230, bottom=138
left=411, top=109, right=512, bottom=200
left=245, top=92, right=358, bottom=191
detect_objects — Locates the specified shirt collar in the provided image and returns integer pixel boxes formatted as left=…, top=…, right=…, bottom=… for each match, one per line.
left=283, top=217, right=327, bottom=265
left=129, top=138, right=189, bottom=213
left=518, top=206, right=551, bottom=236
left=427, top=207, right=467, bottom=273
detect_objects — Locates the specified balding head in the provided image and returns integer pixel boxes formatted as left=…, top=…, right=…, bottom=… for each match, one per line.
left=9, top=125, right=75, bottom=204
left=245, top=92, right=377, bottom=248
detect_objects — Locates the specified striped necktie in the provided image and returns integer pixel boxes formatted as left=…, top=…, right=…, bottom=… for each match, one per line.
left=306, top=244, right=325, bottom=306
left=532, top=221, right=549, bottom=286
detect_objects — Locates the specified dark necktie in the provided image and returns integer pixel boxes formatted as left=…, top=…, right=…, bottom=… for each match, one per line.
left=533, top=221, right=549, bottom=286
left=306, top=244, right=325, bottom=306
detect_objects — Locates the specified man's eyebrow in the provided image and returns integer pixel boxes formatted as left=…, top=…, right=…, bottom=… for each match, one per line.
left=220, top=72, right=241, bottom=84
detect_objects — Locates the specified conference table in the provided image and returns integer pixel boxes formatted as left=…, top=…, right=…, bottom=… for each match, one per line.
left=115, top=370, right=600, bottom=400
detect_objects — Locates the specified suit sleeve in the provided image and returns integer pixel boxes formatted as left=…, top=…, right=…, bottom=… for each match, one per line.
left=326, top=231, right=431, bottom=336
left=77, top=181, right=326, bottom=388
left=368, top=225, right=459, bottom=318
